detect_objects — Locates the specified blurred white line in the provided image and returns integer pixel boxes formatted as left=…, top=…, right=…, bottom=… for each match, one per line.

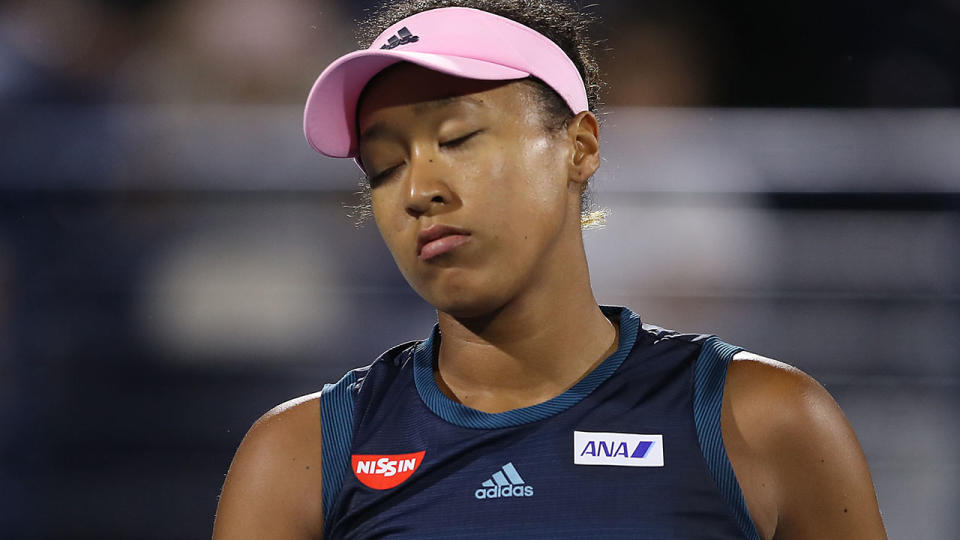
left=4, top=105, right=959, bottom=191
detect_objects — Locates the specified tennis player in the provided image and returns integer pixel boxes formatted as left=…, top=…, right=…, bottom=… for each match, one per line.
left=213, top=2, right=888, bottom=538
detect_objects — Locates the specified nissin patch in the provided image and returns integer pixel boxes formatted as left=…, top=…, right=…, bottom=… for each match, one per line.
left=573, top=431, right=664, bottom=467
left=352, top=451, right=425, bottom=489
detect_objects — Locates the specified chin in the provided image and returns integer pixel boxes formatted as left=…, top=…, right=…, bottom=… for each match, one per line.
left=402, top=256, right=527, bottom=320
left=415, top=278, right=511, bottom=320
left=433, top=298, right=502, bottom=319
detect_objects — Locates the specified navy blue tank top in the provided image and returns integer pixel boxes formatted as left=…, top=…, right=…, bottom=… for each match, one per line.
left=320, top=306, right=761, bottom=539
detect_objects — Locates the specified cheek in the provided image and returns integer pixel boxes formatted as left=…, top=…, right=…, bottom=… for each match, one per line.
left=490, top=133, right=569, bottom=219
left=371, top=190, right=410, bottom=260
left=469, top=135, right=569, bottom=274
left=524, top=135, right=567, bottom=197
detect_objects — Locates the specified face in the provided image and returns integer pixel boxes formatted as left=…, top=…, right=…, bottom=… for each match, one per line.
left=357, top=63, right=591, bottom=318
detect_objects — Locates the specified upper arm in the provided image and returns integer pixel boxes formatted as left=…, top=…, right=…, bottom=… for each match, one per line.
left=213, top=393, right=325, bottom=540
left=724, top=352, right=887, bottom=540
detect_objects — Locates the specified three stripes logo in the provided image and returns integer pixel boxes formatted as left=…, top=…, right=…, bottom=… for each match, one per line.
left=474, top=462, right=534, bottom=499
left=380, top=27, right=419, bottom=50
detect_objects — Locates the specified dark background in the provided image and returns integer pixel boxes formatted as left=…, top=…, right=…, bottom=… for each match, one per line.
left=1, top=0, right=958, bottom=538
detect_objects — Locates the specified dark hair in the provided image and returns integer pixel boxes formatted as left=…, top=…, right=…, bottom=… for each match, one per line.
left=349, top=0, right=608, bottom=228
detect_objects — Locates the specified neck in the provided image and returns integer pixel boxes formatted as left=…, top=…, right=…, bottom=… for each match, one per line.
left=434, top=239, right=618, bottom=413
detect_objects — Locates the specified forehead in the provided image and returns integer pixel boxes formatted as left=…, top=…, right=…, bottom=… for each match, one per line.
left=356, top=63, right=528, bottom=130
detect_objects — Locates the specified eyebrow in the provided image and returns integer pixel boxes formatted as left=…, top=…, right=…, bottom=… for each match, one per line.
left=359, top=95, right=487, bottom=143
left=412, top=94, right=485, bottom=114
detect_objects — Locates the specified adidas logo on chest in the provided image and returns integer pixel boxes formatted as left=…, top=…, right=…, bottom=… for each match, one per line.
left=474, top=462, right=534, bottom=499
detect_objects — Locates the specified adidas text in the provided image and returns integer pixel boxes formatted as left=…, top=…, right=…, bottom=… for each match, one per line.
left=474, top=462, right=534, bottom=500
left=475, top=485, right=534, bottom=499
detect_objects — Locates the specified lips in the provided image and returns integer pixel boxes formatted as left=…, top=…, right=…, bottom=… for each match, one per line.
left=417, top=224, right=472, bottom=261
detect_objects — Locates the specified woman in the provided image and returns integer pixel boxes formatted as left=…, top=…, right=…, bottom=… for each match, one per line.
left=213, top=2, right=888, bottom=538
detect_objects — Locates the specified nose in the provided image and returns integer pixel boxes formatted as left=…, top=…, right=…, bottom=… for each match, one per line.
left=404, top=151, right=456, bottom=218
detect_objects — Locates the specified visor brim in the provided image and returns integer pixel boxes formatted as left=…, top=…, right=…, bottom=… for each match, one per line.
left=303, top=49, right=529, bottom=158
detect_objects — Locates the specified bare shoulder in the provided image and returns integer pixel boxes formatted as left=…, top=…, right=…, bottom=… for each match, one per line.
left=725, top=351, right=826, bottom=439
left=722, top=351, right=887, bottom=540
left=212, top=392, right=325, bottom=540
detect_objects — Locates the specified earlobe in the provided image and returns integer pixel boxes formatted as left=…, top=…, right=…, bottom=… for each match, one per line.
left=568, top=111, right=600, bottom=183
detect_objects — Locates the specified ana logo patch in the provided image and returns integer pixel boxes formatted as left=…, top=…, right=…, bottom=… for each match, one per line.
left=573, top=431, right=664, bottom=467
left=352, top=451, right=426, bottom=490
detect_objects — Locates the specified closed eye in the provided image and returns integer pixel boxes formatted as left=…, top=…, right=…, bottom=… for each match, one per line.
left=367, top=163, right=402, bottom=187
left=440, top=130, right=482, bottom=149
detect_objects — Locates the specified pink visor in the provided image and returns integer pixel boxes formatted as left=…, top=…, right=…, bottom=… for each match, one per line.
left=303, top=6, right=589, bottom=158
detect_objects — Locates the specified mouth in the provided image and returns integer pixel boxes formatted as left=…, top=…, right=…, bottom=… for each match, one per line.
left=417, top=224, right=472, bottom=261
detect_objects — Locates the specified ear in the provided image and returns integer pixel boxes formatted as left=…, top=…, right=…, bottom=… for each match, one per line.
left=566, top=111, right=600, bottom=185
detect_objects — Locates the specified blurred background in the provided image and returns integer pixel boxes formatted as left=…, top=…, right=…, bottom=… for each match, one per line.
left=0, top=0, right=957, bottom=538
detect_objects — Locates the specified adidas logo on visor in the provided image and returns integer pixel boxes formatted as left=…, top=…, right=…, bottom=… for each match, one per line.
left=474, top=462, right=534, bottom=499
left=380, top=27, right=419, bottom=50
